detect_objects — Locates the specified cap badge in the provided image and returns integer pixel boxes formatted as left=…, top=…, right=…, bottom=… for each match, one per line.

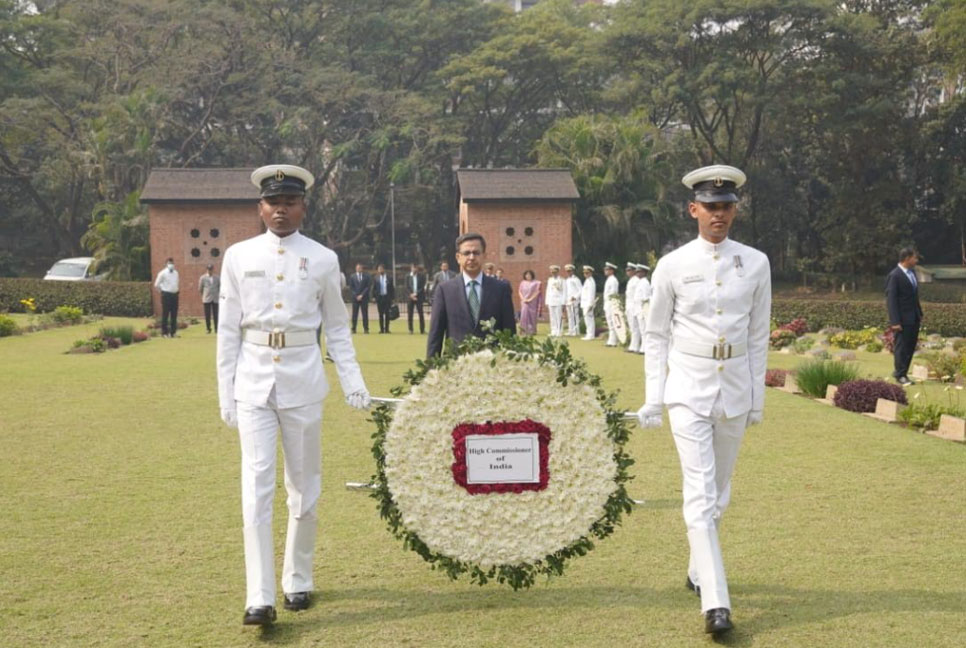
left=713, top=176, right=724, bottom=187
left=275, top=169, right=285, bottom=181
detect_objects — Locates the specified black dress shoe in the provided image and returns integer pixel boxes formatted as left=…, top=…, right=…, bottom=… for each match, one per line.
left=704, top=608, right=733, bottom=635
left=283, top=591, right=311, bottom=611
left=686, top=576, right=701, bottom=597
left=243, top=606, right=276, bottom=626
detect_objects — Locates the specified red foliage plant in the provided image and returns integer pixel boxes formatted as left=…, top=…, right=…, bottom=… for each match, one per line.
left=833, top=379, right=908, bottom=413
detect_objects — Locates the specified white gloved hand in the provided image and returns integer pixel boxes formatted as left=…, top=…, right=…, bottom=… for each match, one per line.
left=346, top=390, right=371, bottom=410
left=636, top=403, right=663, bottom=429
left=747, top=409, right=763, bottom=426
left=221, top=408, right=238, bottom=429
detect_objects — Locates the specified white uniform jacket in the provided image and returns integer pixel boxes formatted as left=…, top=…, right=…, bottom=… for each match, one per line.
left=545, top=276, right=566, bottom=307
left=603, top=275, right=619, bottom=312
left=625, top=276, right=640, bottom=316
left=565, top=276, right=582, bottom=305
left=580, top=276, right=597, bottom=309
left=644, top=237, right=771, bottom=418
left=217, top=231, right=365, bottom=410
left=634, top=276, right=652, bottom=307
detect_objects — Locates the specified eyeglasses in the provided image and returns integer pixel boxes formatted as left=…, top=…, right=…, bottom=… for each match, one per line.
left=457, top=250, right=483, bottom=257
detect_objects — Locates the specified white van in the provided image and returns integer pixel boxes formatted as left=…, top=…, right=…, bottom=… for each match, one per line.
left=43, top=257, right=102, bottom=281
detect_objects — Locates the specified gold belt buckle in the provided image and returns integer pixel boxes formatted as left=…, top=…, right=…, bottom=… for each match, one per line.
left=713, top=343, right=732, bottom=359
left=269, top=331, right=286, bottom=349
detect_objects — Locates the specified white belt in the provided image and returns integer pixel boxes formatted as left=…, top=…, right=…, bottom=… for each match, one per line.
left=674, top=338, right=747, bottom=359
left=243, top=329, right=317, bottom=349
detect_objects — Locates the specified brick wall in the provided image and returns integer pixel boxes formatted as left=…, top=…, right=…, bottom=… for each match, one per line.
left=461, top=200, right=573, bottom=311
left=149, top=203, right=262, bottom=316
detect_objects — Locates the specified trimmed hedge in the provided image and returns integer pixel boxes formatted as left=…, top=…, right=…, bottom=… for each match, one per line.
left=0, top=278, right=152, bottom=317
left=773, top=298, right=966, bottom=337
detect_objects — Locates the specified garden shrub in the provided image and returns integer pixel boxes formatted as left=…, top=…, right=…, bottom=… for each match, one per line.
left=99, top=325, right=134, bottom=345
left=794, top=359, right=860, bottom=398
left=833, top=380, right=908, bottom=413
left=828, top=327, right=881, bottom=349
left=132, top=330, right=149, bottom=343
left=770, top=329, right=797, bottom=349
left=897, top=402, right=965, bottom=430
left=919, top=351, right=962, bottom=382
left=865, top=340, right=884, bottom=353
left=0, top=314, right=19, bottom=337
left=49, top=305, right=84, bottom=324
left=0, top=278, right=151, bottom=316
left=772, top=298, right=966, bottom=337
left=765, top=369, right=788, bottom=387
left=792, top=337, right=816, bottom=353
left=779, top=317, right=808, bottom=336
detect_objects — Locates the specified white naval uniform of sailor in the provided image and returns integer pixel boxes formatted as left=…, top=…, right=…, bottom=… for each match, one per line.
left=217, top=230, right=366, bottom=609
left=565, top=275, right=582, bottom=336
left=625, top=275, right=641, bottom=351
left=580, top=276, right=597, bottom=339
left=643, top=236, right=770, bottom=613
left=603, top=274, right=620, bottom=345
left=545, top=276, right=566, bottom=336
left=634, top=276, right=652, bottom=353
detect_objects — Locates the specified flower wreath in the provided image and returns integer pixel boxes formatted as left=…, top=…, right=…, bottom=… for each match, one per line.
left=370, top=327, right=635, bottom=590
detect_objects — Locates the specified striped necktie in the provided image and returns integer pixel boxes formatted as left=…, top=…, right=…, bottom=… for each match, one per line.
left=468, top=280, right=480, bottom=323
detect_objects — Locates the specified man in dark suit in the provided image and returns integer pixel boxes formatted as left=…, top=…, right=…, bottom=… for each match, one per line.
left=885, top=247, right=923, bottom=385
left=373, top=263, right=395, bottom=333
left=406, top=263, right=427, bottom=334
left=427, top=232, right=516, bottom=358
left=347, top=263, right=371, bottom=334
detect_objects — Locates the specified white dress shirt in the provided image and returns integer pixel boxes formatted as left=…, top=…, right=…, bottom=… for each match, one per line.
left=154, top=268, right=180, bottom=293
left=580, top=276, right=596, bottom=308
left=545, top=276, right=566, bottom=306
left=217, top=230, right=365, bottom=410
left=625, top=275, right=640, bottom=316
left=644, top=236, right=771, bottom=418
left=565, top=276, right=582, bottom=304
left=603, top=274, right=619, bottom=311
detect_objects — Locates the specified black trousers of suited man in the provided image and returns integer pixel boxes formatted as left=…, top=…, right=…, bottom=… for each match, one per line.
left=892, top=323, right=920, bottom=380
left=351, top=299, right=368, bottom=333
left=407, top=297, right=425, bottom=333
left=160, top=291, right=179, bottom=336
left=204, top=301, right=219, bottom=333
left=376, top=295, right=393, bottom=332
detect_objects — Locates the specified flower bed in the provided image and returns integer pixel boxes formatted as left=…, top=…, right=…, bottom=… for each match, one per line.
left=833, top=380, right=908, bottom=413
left=371, top=329, right=634, bottom=590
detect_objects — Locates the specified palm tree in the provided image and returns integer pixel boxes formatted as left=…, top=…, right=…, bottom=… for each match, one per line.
left=81, top=190, right=150, bottom=281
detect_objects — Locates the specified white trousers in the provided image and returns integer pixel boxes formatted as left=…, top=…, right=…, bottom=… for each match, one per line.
left=566, top=303, right=580, bottom=336
left=604, top=306, right=618, bottom=345
left=636, top=304, right=649, bottom=353
left=548, top=304, right=564, bottom=336
left=237, top=395, right=323, bottom=608
left=627, top=309, right=641, bottom=352
left=581, top=304, right=595, bottom=338
left=667, top=395, right=747, bottom=613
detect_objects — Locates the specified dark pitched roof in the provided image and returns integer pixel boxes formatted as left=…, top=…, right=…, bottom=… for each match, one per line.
left=457, top=168, right=579, bottom=202
left=140, top=168, right=259, bottom=203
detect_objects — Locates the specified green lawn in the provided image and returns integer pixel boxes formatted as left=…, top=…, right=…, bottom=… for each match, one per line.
left=1, top=320, right=964, bottom=647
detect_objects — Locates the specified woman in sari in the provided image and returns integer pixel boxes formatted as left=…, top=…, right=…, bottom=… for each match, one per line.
left=518, top=269, right=541, bottom=335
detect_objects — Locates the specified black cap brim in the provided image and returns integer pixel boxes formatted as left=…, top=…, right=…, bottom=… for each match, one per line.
left=694, top=190, right=738, bottom=203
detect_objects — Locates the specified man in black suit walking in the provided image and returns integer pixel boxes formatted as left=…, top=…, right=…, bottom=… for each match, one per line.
left=406, top=263, right=427, bottom=334
left=347, top=263, right=371, bottom=334
left=373, top=263, right=395, bottom=333
left=885, top=247, right=923, bottom=385
left=427, top=232, right=516, bottom=358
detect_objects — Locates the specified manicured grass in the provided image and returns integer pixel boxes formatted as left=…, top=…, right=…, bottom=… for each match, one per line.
left=1, top=322, right=964, bottom=647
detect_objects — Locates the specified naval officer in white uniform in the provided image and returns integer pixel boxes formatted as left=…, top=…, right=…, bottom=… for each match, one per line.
left=602, top=262, right=620, bottom=346
left=545, top=264, right=566, bottom=337
left=637, top=165, right=770, bottom=636
left=579, top=265, right=597, bottom=340
left=633, top=263, right=652, bottom=354
left=217, top=164, right=371, bottom=626
left=625, top=263, right=641, bottom=352
left=564, top=264, right=582, bottom=336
